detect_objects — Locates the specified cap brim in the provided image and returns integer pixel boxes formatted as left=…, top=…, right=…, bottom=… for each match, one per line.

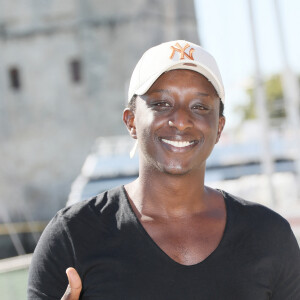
left=134, top=60, right=225, bottom=101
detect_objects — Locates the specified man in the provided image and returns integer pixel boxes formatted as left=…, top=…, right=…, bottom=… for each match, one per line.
left=28, top=40, right=300, bottom=299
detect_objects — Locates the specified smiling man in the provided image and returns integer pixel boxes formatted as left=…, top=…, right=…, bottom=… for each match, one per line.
left=28, top=41, right=300, bottom=300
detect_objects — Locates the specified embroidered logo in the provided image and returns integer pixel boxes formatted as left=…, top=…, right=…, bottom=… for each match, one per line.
left=170, top=43, right=195, bottom=60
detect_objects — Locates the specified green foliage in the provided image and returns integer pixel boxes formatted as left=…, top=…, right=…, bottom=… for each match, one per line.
left=237, top=74, right=286, bottom=121
left=265, top=74, right=286, bottom=119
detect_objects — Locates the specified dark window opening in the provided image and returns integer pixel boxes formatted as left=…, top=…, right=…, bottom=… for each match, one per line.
left=70, top=59, right=82, bottom=83
left=9, top=67, right=21, bottom=90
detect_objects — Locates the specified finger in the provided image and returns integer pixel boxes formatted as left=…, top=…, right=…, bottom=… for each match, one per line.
left=61, top=267, right=82, bottom=300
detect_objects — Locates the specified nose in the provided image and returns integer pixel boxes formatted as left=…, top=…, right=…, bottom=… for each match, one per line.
left=168, top=108, right=193, bottom=131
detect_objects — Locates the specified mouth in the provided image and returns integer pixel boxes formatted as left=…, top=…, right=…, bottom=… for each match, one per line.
left=160, top=138, right=197, bottom=148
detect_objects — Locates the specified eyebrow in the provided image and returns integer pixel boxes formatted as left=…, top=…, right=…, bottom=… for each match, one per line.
left=195, top=92, right=210, bottom=97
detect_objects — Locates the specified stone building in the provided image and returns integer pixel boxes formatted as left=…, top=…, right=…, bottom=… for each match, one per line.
left=0, top=0, right=199, bottom=227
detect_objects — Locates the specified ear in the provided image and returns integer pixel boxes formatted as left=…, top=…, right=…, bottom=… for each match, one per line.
left=123, top=108, right=137, bottom=139
left=215, top=116, right=225, bottom=144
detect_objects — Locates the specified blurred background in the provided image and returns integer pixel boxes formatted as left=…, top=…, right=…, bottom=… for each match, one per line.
left=0, top=0, right=299, bottom=298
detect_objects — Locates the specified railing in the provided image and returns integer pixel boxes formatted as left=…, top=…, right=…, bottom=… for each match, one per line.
left=0, top=221, right=47, bottom=258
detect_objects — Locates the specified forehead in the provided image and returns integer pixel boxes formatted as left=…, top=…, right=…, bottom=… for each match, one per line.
left=145, top=69, right=218, bottom=96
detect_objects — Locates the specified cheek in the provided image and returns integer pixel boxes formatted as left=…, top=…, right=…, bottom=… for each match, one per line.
left=135, top=110, right=164, bottom=138
left=198, top=118, right=220, bottom=146
left=197, top=114, right=219, bottom=134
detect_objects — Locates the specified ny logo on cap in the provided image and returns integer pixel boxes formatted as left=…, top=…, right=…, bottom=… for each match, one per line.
left=170, top=43, right=195, bottom=60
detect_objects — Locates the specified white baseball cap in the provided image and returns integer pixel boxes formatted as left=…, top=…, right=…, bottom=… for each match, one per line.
left=128, top=40, right=225, bottom=103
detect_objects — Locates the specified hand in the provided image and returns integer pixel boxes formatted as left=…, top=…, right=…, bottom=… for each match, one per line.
left=61, top=267, right=82, bottom=300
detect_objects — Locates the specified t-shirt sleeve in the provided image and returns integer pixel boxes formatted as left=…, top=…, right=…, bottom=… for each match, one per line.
left=27, top=213, right=79, bottom=299
left=271, top=226, right=300, bottom=299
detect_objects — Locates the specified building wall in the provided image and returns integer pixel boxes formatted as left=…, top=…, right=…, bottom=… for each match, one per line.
left=0, top=0, right=199, bottom=222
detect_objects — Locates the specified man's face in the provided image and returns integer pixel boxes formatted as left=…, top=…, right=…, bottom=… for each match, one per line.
left=124, top=69, right=225, bottom=176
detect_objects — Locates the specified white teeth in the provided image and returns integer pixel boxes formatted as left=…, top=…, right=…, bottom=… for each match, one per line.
left=161, top=139, right=194, bottom=148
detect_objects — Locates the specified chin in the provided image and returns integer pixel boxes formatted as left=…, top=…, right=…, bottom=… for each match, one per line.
left=157, top=161, right=193, bottom=176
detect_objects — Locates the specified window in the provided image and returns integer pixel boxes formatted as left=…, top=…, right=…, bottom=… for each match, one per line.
left=9, top=67, right=21, bottom=90
left=69, top=59, right=82, bottom=83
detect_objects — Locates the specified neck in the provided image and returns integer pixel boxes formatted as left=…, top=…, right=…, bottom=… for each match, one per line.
left=126, top=165, right=208, bottom=219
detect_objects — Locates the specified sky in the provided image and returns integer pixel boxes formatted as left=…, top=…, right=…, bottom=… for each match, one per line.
left=194, top=0, right=300, bottom=129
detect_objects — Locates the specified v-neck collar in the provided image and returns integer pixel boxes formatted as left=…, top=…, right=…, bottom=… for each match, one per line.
left=120, top=185, right=232, bottom=269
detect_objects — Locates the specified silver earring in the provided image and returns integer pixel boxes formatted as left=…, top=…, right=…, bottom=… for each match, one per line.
left=130, top=140, right=138, bottom=158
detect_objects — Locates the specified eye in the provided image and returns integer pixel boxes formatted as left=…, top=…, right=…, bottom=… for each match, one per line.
left=191, top=103, right=208, bottom=111
left=154, top=101, right=170, bottom=107
left=150, top=101, right=172, bottom=110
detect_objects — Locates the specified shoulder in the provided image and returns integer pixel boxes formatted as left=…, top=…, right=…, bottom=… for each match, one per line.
left=220, top=191, right=300, bottom=299
left=221, top=190, right=293, bottom=239
left=39, top=185, right=127, bottom=244
left=57, top=185, right=125, bottom=223
left=222, top=190, right=288, bottom=223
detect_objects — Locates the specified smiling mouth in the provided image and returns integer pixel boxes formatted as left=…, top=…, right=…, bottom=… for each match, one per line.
left=161, top=139, right=196, bottom=148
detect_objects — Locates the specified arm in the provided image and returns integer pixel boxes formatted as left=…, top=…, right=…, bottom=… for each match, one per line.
left=271, top=227, right=300, bottom=299
left=28, top=213, right=81, bottom=299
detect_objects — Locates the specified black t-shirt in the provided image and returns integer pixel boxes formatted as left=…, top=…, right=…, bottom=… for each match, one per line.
left=28, top=186, right=300, bottom=299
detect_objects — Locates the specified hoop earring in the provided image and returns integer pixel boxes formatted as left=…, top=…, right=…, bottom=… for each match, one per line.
left=168, top=120, right=175, bottom=127
left=130, top=140, right=138, bottom=158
